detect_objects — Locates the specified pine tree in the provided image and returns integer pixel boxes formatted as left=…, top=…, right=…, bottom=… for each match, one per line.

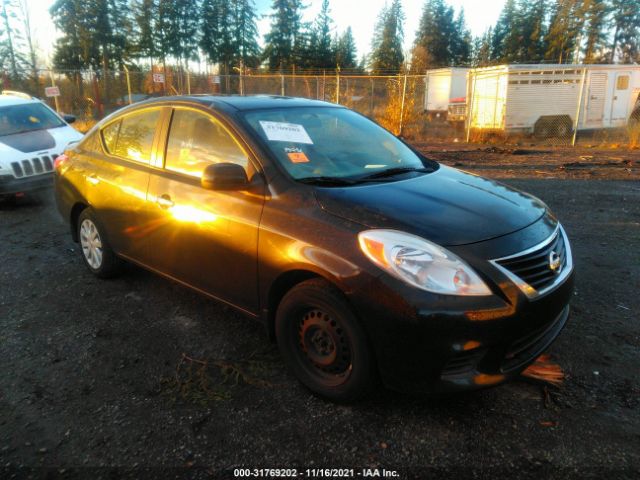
left=370, top=0, right=404, bottom=73
left=335, top=27, right=357, bottom=70
left=200, top=0, right=234, bottom=73
left=232, top=0, right=261, bottom=68
left=308, top=0, right=334, bottom=69
left=154, top=0, right=173, bottom=71
left=523, top=0, right=547, bottom=62
left=492, top=0, right=519, bottom=61
left=582, top=0, right=608, bottom=63
left=132, top=0, right=156, bottom=66
left=411, top=0, right=469, bottom=70
left=263, top=0, right=306, bottom=70
left=609, top=0, right=640, bottom=63
left=544, top=0, right=585, bottom=64
left=451, top=8, right=472, bottom=65
left=50, top=0, right=99, bottom=70
left=166, top=0, right=199, bottom=68
left=473, top=28, right=493, bottom=67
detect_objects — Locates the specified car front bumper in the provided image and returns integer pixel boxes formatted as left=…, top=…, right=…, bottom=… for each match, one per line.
left=345, top=218, right=575, bottom=395
left=350, top=270, right=574, bottom=395
left=0, top=173, right=53, bottom=195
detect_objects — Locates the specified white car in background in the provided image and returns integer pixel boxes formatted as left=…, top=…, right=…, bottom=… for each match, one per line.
left=0, top=91, right=83, bottom=198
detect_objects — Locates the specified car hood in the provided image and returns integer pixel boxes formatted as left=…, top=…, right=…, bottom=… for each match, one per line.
left=0, top=125, right=83, bottom=154
left=314, top=165, right=547, bottom=246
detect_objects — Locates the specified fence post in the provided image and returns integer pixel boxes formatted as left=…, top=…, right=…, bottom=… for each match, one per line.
left=281, top=72, right=285, bottom=96
left=336, top=67, right=340, bottom=104
left=572, top=68, right=588, bottom=147
left=123, top=64, right=133, bottom=105
left=370, top=78, right=374, bottom=116
left=316, top=76, right=319, bottom=99
left=322, top=70, right=326, bottom=100
left=399, top=72, right=408, bottom=136
left=465, top=70, right=477, bottom=143
left=48, top=69, right=60, bottom=113
left=186, top=67, right=191, bottom=95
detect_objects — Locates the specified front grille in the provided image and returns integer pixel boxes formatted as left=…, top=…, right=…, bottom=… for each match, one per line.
left=501, top=306, right=569, bottom=372
left=492, top=226, right=571, bottom=298
left=11, top=155, right=57, bottom=178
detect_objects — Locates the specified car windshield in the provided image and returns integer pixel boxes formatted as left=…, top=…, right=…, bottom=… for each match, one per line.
left=242, top=107, right=434, bottom=183
left=0, top=102, right=65, bottom=136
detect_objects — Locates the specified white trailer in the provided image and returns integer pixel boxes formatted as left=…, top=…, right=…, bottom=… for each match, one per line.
left=467, top=64, right=640, bottom=137
left=424, top=67, right=470, bottom=118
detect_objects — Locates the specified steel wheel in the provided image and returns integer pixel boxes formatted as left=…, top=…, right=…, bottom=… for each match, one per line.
left=298, top=308, right=352, bottom=381
left=276, top=278, right=376, bottom=402
left=80, top=218, right=103, bottom=269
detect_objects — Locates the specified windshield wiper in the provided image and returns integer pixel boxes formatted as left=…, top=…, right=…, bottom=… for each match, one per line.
left=356, top=166, right=431, bottom=181
left=297, top=176, right=358, bottom=186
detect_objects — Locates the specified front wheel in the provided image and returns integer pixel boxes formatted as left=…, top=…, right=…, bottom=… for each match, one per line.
left=275, top=278, right=376, bottom=402
left=77, top=208, right=123, bottom=278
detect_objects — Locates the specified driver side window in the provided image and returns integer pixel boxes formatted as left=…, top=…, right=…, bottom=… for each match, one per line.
left=164, top=109, right=250, bottom=178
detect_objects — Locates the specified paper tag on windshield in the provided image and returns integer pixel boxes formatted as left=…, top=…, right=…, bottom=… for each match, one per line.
left=260, top=121, right=313, bottom=144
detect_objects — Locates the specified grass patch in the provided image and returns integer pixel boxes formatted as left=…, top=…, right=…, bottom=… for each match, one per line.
left=159, top=349, right=281, bottom=406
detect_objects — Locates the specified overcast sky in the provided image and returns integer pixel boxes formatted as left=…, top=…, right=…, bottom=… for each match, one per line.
left=30, top=0, right=507, bottom=63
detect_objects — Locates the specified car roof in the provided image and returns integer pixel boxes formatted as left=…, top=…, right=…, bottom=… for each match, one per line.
left=0, top=95, right=40, bottom=107
left=139, top=95, right=341, bottom=112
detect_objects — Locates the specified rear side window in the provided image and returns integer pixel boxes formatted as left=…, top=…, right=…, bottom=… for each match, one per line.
left=101, top=109, right=161, bottom=163
left=164, top=109, right=249, bottom=178
left=102, top=120, right=121, bottom=153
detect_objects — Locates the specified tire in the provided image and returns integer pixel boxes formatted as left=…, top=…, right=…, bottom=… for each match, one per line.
left=275, top=278, right=376, bottom=402
left=77, top=208, right=123, bottom=278
left=534, top=119, right=553, bottom=139
left=555, top=120, right=573, bottom=138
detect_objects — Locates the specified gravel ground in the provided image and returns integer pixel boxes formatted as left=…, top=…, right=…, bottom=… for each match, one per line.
left=0, top=168, right=639, bottom=479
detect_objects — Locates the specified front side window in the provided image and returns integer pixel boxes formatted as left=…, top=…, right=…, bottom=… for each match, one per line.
left=0, top=102, right=65, bottom=137
left=242, top=107, right=433, bottom=182
left=165, top=109, right=249, bottom=178
left=101, top=109, right=160, bottom=164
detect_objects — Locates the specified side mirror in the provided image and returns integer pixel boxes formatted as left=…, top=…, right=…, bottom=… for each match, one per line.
left=202, top=162, right=248, bottom=190
left=62, top=114, right=76, bottom=124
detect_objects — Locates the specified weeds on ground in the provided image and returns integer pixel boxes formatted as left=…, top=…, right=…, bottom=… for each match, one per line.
left=159, top=349, right=281, bottom=406
left=376, top=76, right=419, bottom=136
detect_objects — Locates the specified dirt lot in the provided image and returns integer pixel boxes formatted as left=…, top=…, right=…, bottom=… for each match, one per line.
left=1, top=147, right=639, bottom=479
left=415, top=141, right=639, bottom=180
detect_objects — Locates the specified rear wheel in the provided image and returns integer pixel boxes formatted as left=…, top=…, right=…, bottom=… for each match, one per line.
left=77, top=208, right=122, bottom=278
left=275, top=278, right=376, bottom=402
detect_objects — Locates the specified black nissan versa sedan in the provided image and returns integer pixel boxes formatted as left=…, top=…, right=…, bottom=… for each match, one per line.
left=54, top=96, right=574, bottom=402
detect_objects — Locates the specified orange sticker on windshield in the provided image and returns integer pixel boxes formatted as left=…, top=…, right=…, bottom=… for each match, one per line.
left=287, top=152, right=309, bottom=163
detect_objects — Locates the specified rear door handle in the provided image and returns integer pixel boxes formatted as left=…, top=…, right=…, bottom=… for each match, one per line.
left=156, top=194, right=174, bottom=209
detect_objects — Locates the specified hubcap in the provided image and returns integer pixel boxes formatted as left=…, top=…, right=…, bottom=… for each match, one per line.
left=298, top=309, right=351, bottom=375
left=80, top=219, right=103, bottom=269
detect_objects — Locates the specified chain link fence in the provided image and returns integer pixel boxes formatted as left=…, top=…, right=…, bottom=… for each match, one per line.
left=2, top=66, right=638, bottom=147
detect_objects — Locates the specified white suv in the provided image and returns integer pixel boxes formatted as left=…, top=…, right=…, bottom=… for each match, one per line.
left=0, top=91, right=83, bottom=198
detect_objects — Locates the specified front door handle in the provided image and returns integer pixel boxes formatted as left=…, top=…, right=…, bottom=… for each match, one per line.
left=156, top=194, right=174, bottom=209
left=87, top=174, right=99, bottom=185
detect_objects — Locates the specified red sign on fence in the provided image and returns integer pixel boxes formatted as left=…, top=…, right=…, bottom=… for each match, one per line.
left=44, top=86, right=60, bottom=97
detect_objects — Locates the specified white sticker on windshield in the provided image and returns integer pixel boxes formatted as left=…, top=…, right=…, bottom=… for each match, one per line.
left=259, top=121, right=313, bottom=144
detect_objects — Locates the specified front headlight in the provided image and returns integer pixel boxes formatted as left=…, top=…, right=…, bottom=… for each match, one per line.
left=358, top=229, right=491, bottom=296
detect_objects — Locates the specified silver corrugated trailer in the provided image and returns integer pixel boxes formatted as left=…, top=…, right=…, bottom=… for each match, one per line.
left=467, top=64, right=640, bottom=136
